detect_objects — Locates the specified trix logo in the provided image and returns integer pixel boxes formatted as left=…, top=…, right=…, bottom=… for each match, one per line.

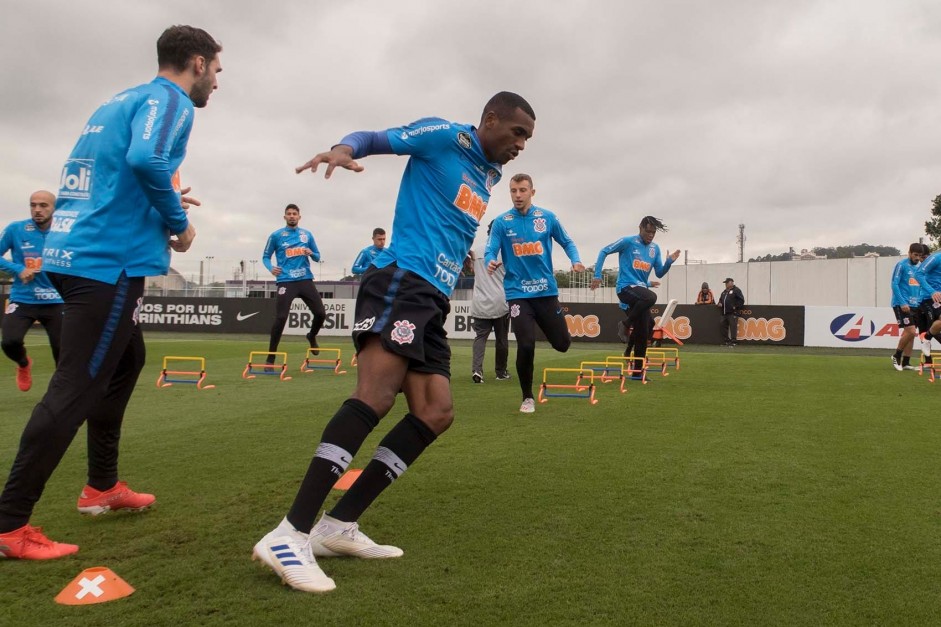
left=829, top=313, right=875, bottom=342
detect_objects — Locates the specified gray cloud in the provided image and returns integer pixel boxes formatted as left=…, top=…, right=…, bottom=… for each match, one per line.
left=3, top=0, right=940, bottom=282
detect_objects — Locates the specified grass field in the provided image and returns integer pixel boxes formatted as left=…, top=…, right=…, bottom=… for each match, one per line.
left=1, top=333, right=940, bottom=626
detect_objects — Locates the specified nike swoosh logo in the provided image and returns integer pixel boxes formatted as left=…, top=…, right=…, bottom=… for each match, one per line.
left=236, top=312, right=260, bottom=321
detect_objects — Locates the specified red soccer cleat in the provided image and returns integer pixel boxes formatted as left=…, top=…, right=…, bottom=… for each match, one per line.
left=77, top=481, right=156, bottom=516
left=0, top=524, right=79, bottom=560
left=15, top=357, right=32, bottom=392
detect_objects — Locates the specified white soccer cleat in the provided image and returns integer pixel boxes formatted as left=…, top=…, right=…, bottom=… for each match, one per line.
left=308, top=513, right=403, bottom=559
left=519, top=398, right=536, bottom=414
left=891, top=356, right=903, bottom=371
left=252, top=523, right=336, bottom=593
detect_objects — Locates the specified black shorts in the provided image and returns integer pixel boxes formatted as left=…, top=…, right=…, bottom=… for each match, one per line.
left=912, top=306, right=929, bottom=333
left=893, top=305, right=916, bottom=328
left=919, top=299, right=941, bottom=326
left=351, top=264, right=451, bottom=378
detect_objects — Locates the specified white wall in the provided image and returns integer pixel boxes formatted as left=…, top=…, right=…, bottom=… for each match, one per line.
left=566, top=256, right=905, bottom=306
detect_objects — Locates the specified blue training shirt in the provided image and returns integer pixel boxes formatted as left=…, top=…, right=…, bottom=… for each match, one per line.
left=342, top=117, right=501, bottom=296
left=594, top=235, right=674, bottom=292
left=890, top=257, right=921, bottom=307
left=43, top=77, right=193, bottom=284
left=0, top=219, right=63, bottom=304
left=916, top=251, right=941, bottom=301
left=351, top=244, right=382, bottom=275
left=484, top=205, right=581, bottom=300
left=262, top=226, right=321, bottom=283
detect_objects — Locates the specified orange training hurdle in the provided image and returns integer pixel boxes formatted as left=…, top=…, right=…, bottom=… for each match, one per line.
left=242, top=351, right=292, bottom=381
left=605, top=356, right=650, bottom=384
left=300, top=348, right=347, bottom=374
left=578, top=361, right=627, bottom=394
left=919, top=355, right=940, bottom=382
left=647, top=347, right=680, bottom=371
left=156, top=356, right=215, bottom=390
left=538, top=368, right=598, bottom=405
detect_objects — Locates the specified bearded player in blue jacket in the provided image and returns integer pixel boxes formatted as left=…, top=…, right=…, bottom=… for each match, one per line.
left=591, top=216, right=680, bottom=377
left=262, top=203, right=326, bottom=361
left=0, top=26, right=222, bottom=560
left=253, top=92, right=536, bottom=594
left=485, top=174, right=584, bottom=413
left=889, top=243, right=924, bottom=370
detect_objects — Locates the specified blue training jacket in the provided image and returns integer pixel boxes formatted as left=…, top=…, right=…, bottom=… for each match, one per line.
left=916, top=251, right=941, bottom=301
left=890, top=257, right=921, bottom=307
left=43, top=77, right=193, bottom=284
left=484, top=205, right=581, bottom=300
left=262, top=226, right=321, bottom=283
left=340, top=117, right=501, bottom=297
left=594, top=235, right=673, bottom=292
left=351, top=244, right=382, bottom=275
left=0, top=219, right=63, bottom=304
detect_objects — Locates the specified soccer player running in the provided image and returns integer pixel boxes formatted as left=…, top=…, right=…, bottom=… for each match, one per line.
left=914, top=247, right=941, bottom=366
left=591, top=216, right=680, bottom=378
left=0, top=190, right=63, bottom=391
left=253, top=92, right=535, bottom=594
left=262, top=203, right=326, bottom=360
left=484, top=174, right=584, bottom=413
left=890, top=243, right=924, bottom=371
left=351, top=227, right=387, bottom=276
left=0, top=26, right=222, bottom=560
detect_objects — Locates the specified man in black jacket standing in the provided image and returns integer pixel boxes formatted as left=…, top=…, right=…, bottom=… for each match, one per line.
left=718, top=277, right=745, bottom=346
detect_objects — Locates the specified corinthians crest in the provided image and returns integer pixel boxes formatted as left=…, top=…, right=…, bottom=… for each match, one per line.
left=391, top=319, right=417, bottom=344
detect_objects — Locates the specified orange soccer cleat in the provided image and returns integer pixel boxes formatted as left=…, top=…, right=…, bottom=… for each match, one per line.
left=15, top=357, right=32, bottom=392
left=0, top=524, right=79, bottom=560
left=77, top=481, right=155, bottom=516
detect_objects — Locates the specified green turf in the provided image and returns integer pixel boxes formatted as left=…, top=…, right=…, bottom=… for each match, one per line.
left=1, top=334, right=940, bottom=626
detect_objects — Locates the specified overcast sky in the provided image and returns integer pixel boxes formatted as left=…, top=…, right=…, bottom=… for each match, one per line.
left=3, top=0, right=941, bottom=282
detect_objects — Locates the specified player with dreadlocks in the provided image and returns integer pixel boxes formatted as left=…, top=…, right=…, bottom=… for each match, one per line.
left=591, top=216, right=680, bottom=378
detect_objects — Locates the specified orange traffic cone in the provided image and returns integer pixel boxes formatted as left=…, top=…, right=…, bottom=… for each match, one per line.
left=55, top=567, right=135, bottom=605
left=332, top=468, right=362, bottom=490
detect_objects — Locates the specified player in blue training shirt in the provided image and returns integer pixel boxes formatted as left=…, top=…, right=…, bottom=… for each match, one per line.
left=591, top=216, right=680, bottom=377
left=0, top=26, right=222, bottom=561
left=253, top=92, right=536, bottom=594
left=351, top=227, right=386, bottom=276
left=0, top=190, right=64, bottom=392
left=262, top=203, right=326, bottom=361
left=485, top=173, right=584, bottom=413
left=890, top=243, right=924, bottom=371
left=914, top=247, right=941, bottom=366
